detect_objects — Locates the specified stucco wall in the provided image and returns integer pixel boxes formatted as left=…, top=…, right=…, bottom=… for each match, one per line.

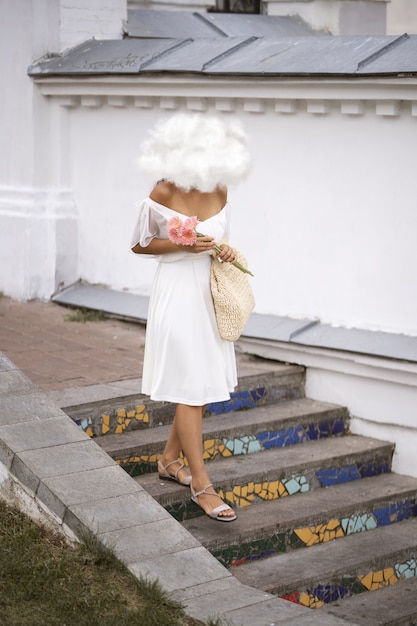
left=48, top=85, right=417, bottom=337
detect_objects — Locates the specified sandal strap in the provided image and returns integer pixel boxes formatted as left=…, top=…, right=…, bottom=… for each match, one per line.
left=163, top=459, right=185, bottom=479
left=192, top=483, right=214, bottom=498
left=212, top=504, right=233, bottom=516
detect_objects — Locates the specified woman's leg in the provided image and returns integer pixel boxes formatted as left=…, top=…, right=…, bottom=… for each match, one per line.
left=173, top=403, right=235, bottom=519
left=159, top=410, right=191, bottom=484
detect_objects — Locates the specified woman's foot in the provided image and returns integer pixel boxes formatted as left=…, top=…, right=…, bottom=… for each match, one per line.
left=158, top=458, right=192, bottom=487
left=191, top=483, right=237, bottom=522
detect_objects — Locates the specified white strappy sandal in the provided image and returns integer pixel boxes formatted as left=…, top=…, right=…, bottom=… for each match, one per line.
left=191, top=483, right=237, bottom=522
left=158, top=459, right=192, bottom=487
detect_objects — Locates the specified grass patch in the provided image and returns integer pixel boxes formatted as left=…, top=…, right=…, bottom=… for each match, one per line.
left=0, top=500, right=205, bottom=626
left=64, top=307, right=107, bottom=323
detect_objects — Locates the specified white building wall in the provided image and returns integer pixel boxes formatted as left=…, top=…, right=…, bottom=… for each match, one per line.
left=387, top=0, right=417, bottom=34
left=129, top=0, right=215, bottom=9
left=38, top=81, right=417, bottom=338
left=264, top=0, right=388, bottom=35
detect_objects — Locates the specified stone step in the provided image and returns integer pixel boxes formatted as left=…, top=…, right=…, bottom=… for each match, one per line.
left=322, top=574, right=417, bottom=626
left=134, top=435, right=394, bottom=520
left=96, top=397, right=349, bottom=476
left=181, top=473, right=417, bottom=567
left=66, top=355, right=305, bottom=437
left=230, top=517, right=417, bottom=607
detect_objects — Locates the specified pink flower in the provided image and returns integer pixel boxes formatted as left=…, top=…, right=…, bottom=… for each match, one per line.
left=167, top=215, right=253, bottom=275
left=167, top=215, right=198, bottom=246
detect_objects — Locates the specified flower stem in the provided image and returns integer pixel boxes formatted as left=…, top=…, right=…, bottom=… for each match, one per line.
left=196, top=232, right=254, bottom=276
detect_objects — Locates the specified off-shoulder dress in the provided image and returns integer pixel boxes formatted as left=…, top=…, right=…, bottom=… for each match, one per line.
left=131, top=197, right=237, bottom=406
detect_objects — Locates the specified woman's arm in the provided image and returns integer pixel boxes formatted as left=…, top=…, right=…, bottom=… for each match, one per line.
left=131, top=181, right=215, bottom=256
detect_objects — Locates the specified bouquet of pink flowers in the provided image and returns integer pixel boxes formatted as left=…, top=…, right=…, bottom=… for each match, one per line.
left=167, top=216, right=253, bottom=275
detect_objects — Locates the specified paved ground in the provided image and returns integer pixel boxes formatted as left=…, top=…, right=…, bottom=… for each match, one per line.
left=0, top=296, right=146, bottom=391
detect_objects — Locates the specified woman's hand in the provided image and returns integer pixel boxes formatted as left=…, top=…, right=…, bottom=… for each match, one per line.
left=216, top=243, right=236, bottom=264
left=188, top=235, right=215, bottom=254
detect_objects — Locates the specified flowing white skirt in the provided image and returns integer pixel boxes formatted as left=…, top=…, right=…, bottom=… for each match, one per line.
left=141, top=254, right=237, bottom=405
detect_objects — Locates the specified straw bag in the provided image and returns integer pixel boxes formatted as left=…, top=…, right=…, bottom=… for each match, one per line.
left=210, top=249, right=255, bottom=342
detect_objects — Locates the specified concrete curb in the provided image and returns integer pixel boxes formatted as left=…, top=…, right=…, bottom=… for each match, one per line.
left=0, top=351, right=360, bottom=626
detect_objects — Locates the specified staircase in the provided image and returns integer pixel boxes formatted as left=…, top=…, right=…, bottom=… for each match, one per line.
left=67, top=354, right=417, bottom=626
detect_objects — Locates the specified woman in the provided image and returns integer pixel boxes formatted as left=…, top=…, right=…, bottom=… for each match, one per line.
left=131, top=113, right=250, bottom=522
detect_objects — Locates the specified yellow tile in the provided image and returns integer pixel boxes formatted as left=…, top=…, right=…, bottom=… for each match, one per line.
left=268, top=481, right=279, bottom=497
left=327, top=519, right=341, bottom=531
left=115, top=425, right=124, bottom=434
left=359, top=568, right=398, bottom=591
left=135, top=404, right=146, bottom=413
left=143, top=413, right=149, bottom=423
left=294, top=528, right=319, bottom=547
left=117, top=409, right=126, bottom=418
left=278, top=482, right=288, bottom=497
left=102, top=414, right=110, bottom=426
left=85, top=427, right=94, bottom=438
left=102, top=424, right=110, bottom=435
left=299, top=592, right=323, bottom=609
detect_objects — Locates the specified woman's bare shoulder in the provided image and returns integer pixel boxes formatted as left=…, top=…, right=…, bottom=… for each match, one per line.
left=217, top=185, right=228, bottom=205
left=150, top=180, right=175, bottom=205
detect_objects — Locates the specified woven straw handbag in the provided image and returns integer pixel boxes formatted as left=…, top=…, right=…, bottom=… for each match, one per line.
left=210, top=249, right=255, bottom=342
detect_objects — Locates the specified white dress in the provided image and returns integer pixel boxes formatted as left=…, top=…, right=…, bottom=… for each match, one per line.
left=131, top=197, right=237, bottom=406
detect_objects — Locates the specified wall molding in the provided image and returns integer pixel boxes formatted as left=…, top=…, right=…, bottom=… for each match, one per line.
left=35, top=76, right=417, bottom=118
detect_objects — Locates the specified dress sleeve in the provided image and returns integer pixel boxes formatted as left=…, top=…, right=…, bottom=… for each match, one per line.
left=130, top=198, right=159, bottom=249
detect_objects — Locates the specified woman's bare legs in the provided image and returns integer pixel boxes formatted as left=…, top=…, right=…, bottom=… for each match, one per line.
left=170, top=403, right=235, bottom=519
left=159, top=412, right=191, bottom=484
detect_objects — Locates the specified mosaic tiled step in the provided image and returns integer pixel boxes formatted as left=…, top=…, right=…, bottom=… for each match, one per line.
left=68, top=357, right=305, bottom=437
left=181, top=473, right=417, bottom=567
left=231, top=517, right=417, bottom=608
left=97, top=397, right=349, bottom=476
left=135, top=436, right=394, bottom=519
left=321, top=573, right=417, bottom=626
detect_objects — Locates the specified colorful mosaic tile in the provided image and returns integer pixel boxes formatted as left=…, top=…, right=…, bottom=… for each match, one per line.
left=211, top=496, right=417, bottom=567
left=106, top=405, right=149, bottom=435
left=316, top=460, right=390, bottom=487
left=219, top=533, right=287, bottom=568
left=116, top=453, right=159, bottom=477
left=76, top=417, right=94, bottom=437
left=341, top=513, right=377, bottom=534
left=373, top=500, right=417, bottom=526
left=359, top=567, right=398, bottom=590
left=258, top=425, right=308, bottom=448
left=294, top=519, right=345, bottom=547
left=316, top=465, right=361, bottom=487
left=358, top=460, right=390, bottom=478
left=395, top=559, right=417, bottom=579
left=280, top=556, right=417, bottom=608
left=206, top=389, right=261, bottom=415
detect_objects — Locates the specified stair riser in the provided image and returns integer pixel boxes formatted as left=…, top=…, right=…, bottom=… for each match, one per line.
left=275, top=551, right=417, bottom=609
left=111, top=409, right=348, bottom=476
left=141, top=448, right=393, bottom=521
left=67, top=370, right=305, bottom=437
left=210, top=496, right=417, bottom=568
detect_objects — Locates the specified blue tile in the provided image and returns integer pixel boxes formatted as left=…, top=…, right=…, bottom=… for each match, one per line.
left=305, top=423, right=319, bottom=440
left=257, top=425, right=308, bottom=449
left=308, top=583, right=350, bottom=604
left=331, top=419, right=345, bottom=435
left=250, top=387, right=266, bottom=403
left=316, top=465, right=361, bottom=487
left=373, top=500, right=416, bottom=527
left=358, top=461, right=390, bottom=478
